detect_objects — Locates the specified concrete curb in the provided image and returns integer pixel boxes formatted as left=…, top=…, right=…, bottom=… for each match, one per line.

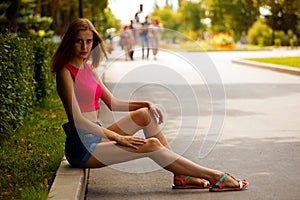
left=232, top=58, right=300, bottom=76
left=48, top=157, right=88, bottom=200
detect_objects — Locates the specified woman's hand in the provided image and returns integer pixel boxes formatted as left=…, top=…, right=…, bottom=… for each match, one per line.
left=148, top=102, right=164, bottom=124
left=115, top=135, right=146, bottom=150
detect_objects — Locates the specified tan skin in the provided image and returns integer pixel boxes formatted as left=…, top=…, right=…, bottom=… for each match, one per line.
left=57, top=29, right=246, bottom=189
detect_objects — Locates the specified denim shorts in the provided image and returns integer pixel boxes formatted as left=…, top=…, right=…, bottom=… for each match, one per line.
left=63, top=121, right=101, bottom=168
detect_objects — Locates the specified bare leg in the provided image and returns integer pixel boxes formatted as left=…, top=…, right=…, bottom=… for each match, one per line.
left=85, top=108, right=244, bottom=188
left=105, top=108, right=207, bottom=186
left=85, top=136, right=240, bottom=189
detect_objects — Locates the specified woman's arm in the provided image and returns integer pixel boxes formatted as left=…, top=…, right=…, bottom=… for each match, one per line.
left=57, top=68, right=146, bottom=149
left=100, top=81, right=164, bottom=124
left=56, top=68, right=124, bottom=141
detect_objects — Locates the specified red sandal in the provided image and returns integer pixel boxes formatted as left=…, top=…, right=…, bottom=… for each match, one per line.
left=172, top=176, right=210, bottom=189
left=209, top=173, right=248, bottom=192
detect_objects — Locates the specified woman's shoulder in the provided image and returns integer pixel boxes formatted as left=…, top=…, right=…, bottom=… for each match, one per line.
left=57, top=65, right=74, bottom=78
left=64, top=63, right=77, bottom=71
left=56, top=66, right=74, bottom=90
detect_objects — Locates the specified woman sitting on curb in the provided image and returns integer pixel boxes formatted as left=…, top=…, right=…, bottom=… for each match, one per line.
left=51, top=18, right=248, bottom=192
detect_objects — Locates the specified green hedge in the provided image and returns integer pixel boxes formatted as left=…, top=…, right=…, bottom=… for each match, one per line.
left=33, top=40, right=57, bottom=100
left=0, top=35, right=57, bottom=137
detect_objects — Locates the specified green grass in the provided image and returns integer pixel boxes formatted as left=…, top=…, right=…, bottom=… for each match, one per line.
left=246, top=56, right=300, bottom=69
left=0, top=93, right=67, bottom=200
left=160, top=41, right=274, bottom=52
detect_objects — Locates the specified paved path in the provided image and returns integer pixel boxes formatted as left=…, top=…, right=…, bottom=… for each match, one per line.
left=86, top=49, right=300, bottom=200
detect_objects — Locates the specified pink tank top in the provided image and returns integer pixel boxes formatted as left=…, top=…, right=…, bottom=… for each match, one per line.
left=65, top=62, right=102, bottom=112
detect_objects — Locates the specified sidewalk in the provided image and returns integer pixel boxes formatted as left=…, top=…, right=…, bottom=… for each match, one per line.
left=48, top=49, right=300, bottom=200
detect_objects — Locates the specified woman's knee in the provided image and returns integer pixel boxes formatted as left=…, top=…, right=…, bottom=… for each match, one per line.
left=144, top=137, right=162, bottom=152
left=131, top=107, right=151, bottom=127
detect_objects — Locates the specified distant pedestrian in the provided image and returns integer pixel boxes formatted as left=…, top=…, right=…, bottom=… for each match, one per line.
left=129, top=20, right=138, bottom=60
left=51, top=18, right=248, bottom=193
left=107, top=28, right=114, bottom=54
left=148, top=17, right=163, bottom=60
left=119, top=25, right=134, bottom=61
left=140, top=16, right=151, bottom=59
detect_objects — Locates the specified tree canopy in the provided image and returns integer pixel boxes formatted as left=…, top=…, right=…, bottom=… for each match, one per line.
left=0, top=0, right=120, bottom=38
left=0, top=0, right=299, bottom=44
left=149, top=0, right=299, bottom=41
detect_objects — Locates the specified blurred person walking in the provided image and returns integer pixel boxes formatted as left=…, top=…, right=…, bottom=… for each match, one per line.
left=140, top=16, right=151, bottom=59
left=119, top=25, right=134, bottom=61
left=148, top=17, right=163, bottom=60
left=106, top=28, right=115, bottom=54
left=129, top=20, right=138, bottom=60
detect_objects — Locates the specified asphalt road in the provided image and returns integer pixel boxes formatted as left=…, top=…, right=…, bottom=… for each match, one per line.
left=86, top=49, right=300, bottom=200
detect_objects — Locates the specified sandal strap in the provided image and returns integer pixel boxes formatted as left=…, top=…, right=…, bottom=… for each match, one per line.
left=214, top=173, right=228, bottom=188
left=238, top=179, right=243, bottom=189
left=184, top=176, right=191, bottom=181
left=174, top=176, right=191, bottom=186
left=203, top=179, right=209, bottom=188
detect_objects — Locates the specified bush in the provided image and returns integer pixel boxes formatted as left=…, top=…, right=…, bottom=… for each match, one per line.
left=0, top=35, right=35, bottom=136
left=247, top=19, right=272, bottom=46
left=274, top=30, right=286, bottom=46
left=0, top=34, right=62, bottom=199
left=33, top=41, right=57, bottom=101
left=211, top=32, right=234, bottom=47
left=0, top=34, right=57, bottom=137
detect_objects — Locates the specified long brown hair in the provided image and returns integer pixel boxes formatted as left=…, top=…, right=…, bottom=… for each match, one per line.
left=51, top=18, right=107, bottom=73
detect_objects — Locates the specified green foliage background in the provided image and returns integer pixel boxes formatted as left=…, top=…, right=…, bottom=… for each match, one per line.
left=0, top=35, right=57, bottom=137
left=0, top=34, right=66, bottom=199
left=0, top=35, right=35, bottom=136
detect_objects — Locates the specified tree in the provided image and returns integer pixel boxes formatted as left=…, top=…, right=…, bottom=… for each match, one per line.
left=32, top=0, right=115, bottom=36
left=0, top=0, right=53, bottom=37
left=2, top=0, right=21, bottom=34
left=151, top=4, right=179, bottom=31
left=203, top=0, right=229, bottom=33
left=178, top=1, right=203, bottom=32
left=0, top=0, right=21, bottom=33
left=259, top=0, right=299, bottom=34
left=17, top=0, right=53, bottom=38
left=203, top=0, right=259, bottom=39
left=47, top=0, right=79, bottom=35
left=227, top=0, right=259, bottom=39
left=253, top=0, right=300, bottom=45
left=150, top=4, right=181, bottom=41
left=1, top=0, right=122, bottom=39
left=48, top=0, right=113, bottom=36
left=94, top=7, right=121, bottom=38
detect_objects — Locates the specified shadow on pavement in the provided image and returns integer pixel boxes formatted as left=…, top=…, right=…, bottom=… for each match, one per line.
left=86, top=137, right=300, bottom=200
left=86, top=82, right=300, bottom=199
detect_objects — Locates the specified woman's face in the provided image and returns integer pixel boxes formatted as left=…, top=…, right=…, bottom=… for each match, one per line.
left=73, top=30, right=93, bottom=60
